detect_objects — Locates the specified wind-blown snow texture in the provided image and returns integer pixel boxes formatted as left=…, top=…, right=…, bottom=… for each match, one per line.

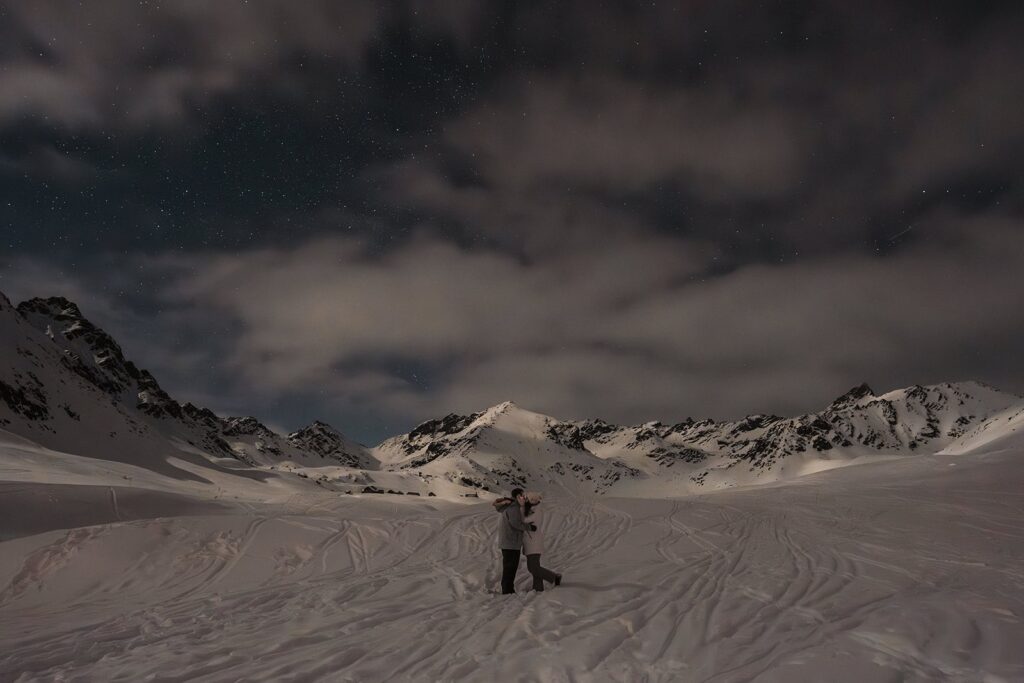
left=2, top=291, right=1023, bottom=681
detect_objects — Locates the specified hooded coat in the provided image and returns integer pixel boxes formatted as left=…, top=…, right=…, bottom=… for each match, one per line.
left=493, top=499, right=530, bottom=550
left=522, top=506, right=544, bottom=555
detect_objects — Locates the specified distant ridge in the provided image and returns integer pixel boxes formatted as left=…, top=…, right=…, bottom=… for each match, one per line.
left=2, top=289, right=1022, bottom=498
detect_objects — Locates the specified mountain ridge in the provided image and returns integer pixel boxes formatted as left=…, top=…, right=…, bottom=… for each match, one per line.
left=2, top=290, right=1021, bottom=497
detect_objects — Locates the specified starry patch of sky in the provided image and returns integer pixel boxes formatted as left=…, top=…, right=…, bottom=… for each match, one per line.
left=1, top=0, right=1022, bottom=444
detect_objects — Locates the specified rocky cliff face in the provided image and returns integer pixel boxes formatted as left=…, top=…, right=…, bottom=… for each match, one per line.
left=288, top=420, right=377, bottom=469
left=16, top=297, right=184, bottom=420
left=1, top=292, right=369, bottom=472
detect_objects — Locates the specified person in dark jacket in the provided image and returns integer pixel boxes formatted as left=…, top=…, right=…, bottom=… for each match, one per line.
left=493, top=488, right=532, bottom=594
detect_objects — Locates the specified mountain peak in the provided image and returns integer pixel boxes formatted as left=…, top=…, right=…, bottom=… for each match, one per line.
left=14, top=295, right=181, bottom=416
left=877, top=380, right=1013, bottom=402
left=222, top=415, right=277, bottom=438
left=18, top=296, right=95, bottom=333
left=18, top=296, right=121, bottom=358
left=407, top=410, right=483, bottom=441
left=943, top=380, right=1011, bottom=396
left=476, top=401, right=559, bottom=430
left=831, top=383, right=875, bottom=406
left=290, top=420, right=340, bottom=438
left=288, top=419, right=373, bottom=467
left=17, top=296, right=83, bottom=318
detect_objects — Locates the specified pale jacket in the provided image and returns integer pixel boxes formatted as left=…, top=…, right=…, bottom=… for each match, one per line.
left=494, top=500, right=530, bottom=550
left=522, top=506, right=544, bottom=555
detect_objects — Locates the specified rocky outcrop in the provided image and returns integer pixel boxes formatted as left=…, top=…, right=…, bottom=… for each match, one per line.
left=3, top=292, right=369, bottom=470
left=287, top=420, right=375, bottom=468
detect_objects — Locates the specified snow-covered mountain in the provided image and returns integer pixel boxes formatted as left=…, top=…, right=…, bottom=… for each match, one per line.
left=568, top=380, right=1024, bottom=493
left=0, top=293, right=373, bottom=479
left=374, top=401, right=643, bottom=496
left=287, top=420, right=377, bottom=469
left=372, top=382, right=1023, bottom=496
left=3, top=290, right=1022, bottom=498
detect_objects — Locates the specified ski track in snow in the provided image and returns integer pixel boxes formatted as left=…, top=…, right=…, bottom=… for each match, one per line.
left=2, top=449, right=1024, bottom=682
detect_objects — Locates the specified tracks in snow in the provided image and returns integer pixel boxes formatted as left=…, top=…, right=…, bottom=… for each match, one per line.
left=4, top=475, right=1024, bottom=682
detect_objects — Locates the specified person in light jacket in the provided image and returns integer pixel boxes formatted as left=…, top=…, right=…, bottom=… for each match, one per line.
left=521, top=491, right=561, bottom=591
left=493, top=488, right=532, bottom=594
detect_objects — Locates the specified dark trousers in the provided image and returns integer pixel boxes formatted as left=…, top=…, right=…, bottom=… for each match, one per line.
left=526, top=554, right=559, bottom=591
left=501, top=549, right=521, bottom=594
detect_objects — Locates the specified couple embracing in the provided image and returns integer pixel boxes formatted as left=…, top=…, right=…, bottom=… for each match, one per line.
left=493, top=488, right=562, bottom=594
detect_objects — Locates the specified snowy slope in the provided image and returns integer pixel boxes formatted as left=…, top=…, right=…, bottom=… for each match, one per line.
left=218, top=415, right=378, bottom=470
left=1, top=293, right=371, bottom=478
left=374, top=401, right=644, bottom=496
left=3, top=288, right=1024, bottom=680
left=572, top=381, right=1024, bottom=494
left=372, top=383, right=1023, bottom=498
left=2, top=432, right=1022, bottom=681
left=287, top=420, right=378, bottom=469
left=0, top=293, right=226, bottom=477
left=940, top=401, right=1024, bottom=455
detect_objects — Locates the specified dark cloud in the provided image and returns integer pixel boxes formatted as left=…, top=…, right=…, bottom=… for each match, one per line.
left=445, top=75, right=806, bottom=197
left=135, top=209, right=1023, bottom=433
left=0, top=0, right=384, bottom=128
left=2, top=1, right=1022, bottom=443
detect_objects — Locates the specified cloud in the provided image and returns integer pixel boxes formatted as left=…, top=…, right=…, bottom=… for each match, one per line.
left=374, top=73, right=807, bottom=257
left=3, top=1, right=1023, bottom=444
left=161, top=230, right=712, bottom=383
left=377, top=71, right=810, bottom=249
left=0, top=66, right=101, bottom=129
left=443, top=76, right=806, bottom=199
left=0, top=0, right=385, bottom=129
left=377, top=7, right=1024, bottom=257
left=156, top=209, right=1024, bottom=432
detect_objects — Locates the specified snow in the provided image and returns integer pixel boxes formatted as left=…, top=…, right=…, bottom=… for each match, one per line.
left=2, top=420, right=1023, bottom=681
left=4, top=295, right=1024, bottom=679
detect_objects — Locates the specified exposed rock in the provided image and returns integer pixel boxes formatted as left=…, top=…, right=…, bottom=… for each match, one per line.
left=287, top=420, right=371, bottom=468
left=0, top=377, right=49, bottom=421
left=831, top=383, right=875, bottom=406
left=221, top=416, right=278, bottom=439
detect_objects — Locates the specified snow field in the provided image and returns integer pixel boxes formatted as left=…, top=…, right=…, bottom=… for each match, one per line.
left=2, top=439, right=1023, bottom=682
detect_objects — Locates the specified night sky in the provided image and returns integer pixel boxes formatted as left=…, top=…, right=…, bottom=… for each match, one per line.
left=1, top=1, right=1022, bottom=445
